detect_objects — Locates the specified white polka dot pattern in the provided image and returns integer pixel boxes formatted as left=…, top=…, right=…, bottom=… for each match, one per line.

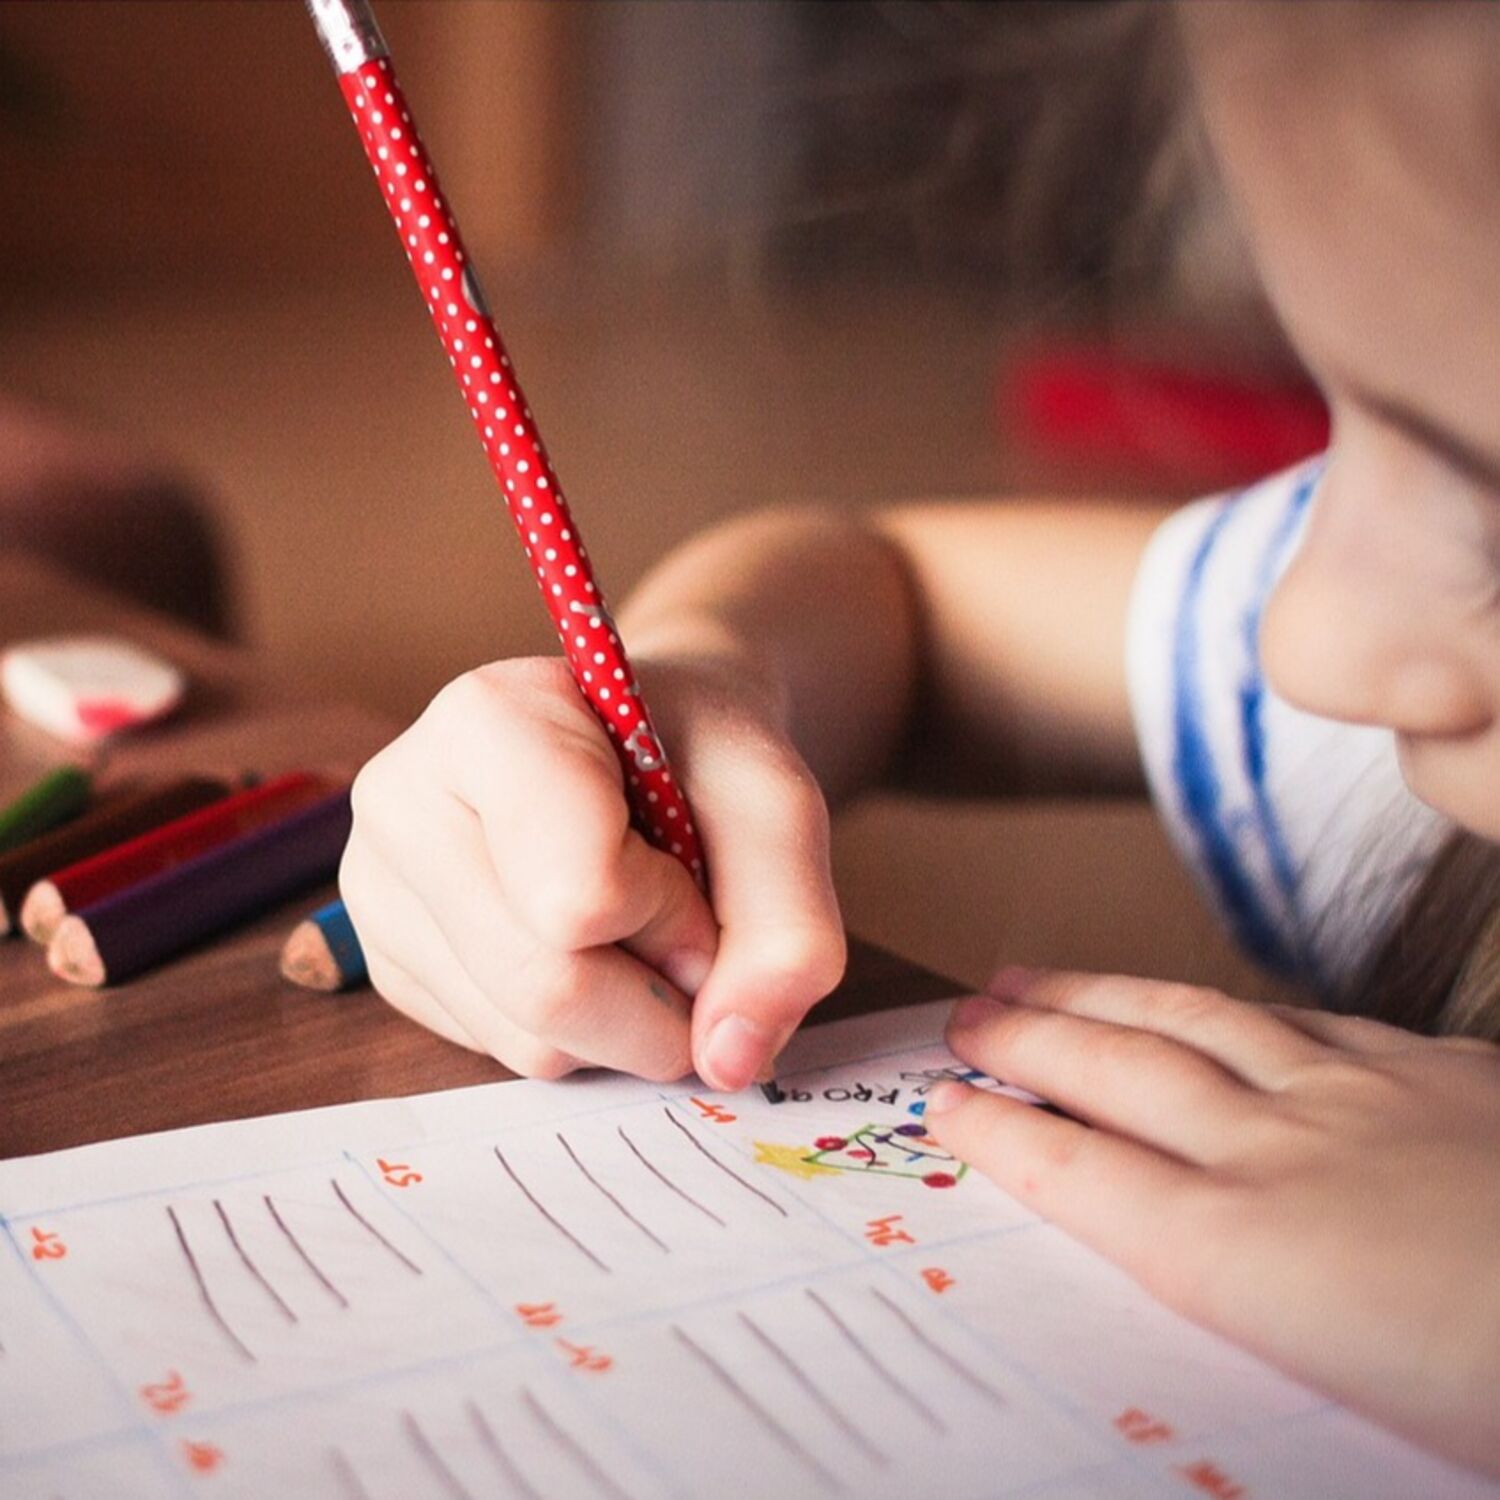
left=339, top=61, right=703, bottom=880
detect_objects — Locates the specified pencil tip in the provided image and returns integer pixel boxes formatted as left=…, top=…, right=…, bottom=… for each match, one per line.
left=280, top=921, right=341, bottom=992
left=48, top=914, right=105, bottom=988
left=19, top=881, right=64, bottom=945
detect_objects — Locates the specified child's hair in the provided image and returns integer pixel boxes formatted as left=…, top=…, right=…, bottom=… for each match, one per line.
left=799, top=0, right=1500, bottom=1038
left=1352, top=836, right=1500, bottom=1040
left=780, top=2, right=1271, bottom=334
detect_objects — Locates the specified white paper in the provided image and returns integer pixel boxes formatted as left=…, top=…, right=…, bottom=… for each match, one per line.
left=1, top=1003, right=1492, bottom=1499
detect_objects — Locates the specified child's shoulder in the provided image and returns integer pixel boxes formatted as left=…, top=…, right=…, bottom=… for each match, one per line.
left=1126, top=456, right=1451, bottom=992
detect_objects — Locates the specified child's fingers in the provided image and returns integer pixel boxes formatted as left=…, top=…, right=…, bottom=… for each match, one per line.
left=362, top=943, right=582, bottom=1082
left=1263, top=1003, right=1420, bottom=1055
left=685, top=746, right=846, bottom=1092
left=346, top=816, right=690, bottom=1080
left=988, top=968, right=1326, bottom=1090
left=343, top=836, right=581, bottom=1077
left=946, top=996, right=1261, bottom=1163
left=923, top=1082, right=1210, bottom=1291
left=351, top=774, right=697, bottom=1080
left=427, top=670, right=722, bottom=985
left=360, top=941, right=487, bottom=1053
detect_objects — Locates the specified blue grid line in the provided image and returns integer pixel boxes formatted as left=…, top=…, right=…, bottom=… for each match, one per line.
left=340, top=1148, right=689, bottom=1500
left=0, top=1210, right=195, bottom=1498
left=662, top=1095, right=1309, bottom=1497
left=0, top=1032, right=1372, bottom=1498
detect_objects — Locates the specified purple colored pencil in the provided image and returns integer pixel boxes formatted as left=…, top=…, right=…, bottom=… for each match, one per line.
left=48, top=789, right=352, bottom=986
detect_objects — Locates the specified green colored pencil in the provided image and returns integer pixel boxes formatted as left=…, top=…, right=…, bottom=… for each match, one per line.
left=0, top=767, right=90, bottom=856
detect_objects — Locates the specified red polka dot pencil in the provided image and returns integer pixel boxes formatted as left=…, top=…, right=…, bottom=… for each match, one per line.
left=305, top=0, right=704, bottom=884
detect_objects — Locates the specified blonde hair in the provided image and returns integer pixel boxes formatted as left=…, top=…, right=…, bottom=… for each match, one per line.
left=1352, top=835, right=1500, bottom=1039
left=813, top=1, right=1500, bottom=1037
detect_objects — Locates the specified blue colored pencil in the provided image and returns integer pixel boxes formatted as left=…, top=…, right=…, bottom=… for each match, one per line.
left=280, top=897, right=368, bottom=992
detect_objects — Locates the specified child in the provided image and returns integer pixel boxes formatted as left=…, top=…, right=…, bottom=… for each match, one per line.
left=340, top=1, right=1500, bottom=1474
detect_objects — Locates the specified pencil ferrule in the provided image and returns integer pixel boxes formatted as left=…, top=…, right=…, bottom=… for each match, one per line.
left=306, top=0, right=389, bottom=75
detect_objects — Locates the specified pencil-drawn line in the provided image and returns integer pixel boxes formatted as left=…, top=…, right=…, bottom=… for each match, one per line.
left=672, top=1325, right=843, bottom=1492
left=213, top=1199, right=296, bottom=1324
left=521, top=1387, right=633, bottom=1500
left=804, top=1288, right=944, bottom=1432
left=166, top=1205, right=254, bottom=1364
left=868, top=1286, right=1006, bottom=1408
left=616, top=1126, right=726, bottom=1227
left=330, top=1178, right=423, bottom=1275
left=557, top=1132, right=670, bottom=1253
left=264, top=1194, right=349, bottom=1308
left=662, top=1108, right=788, bottom=1216
left=493, top=1147, right=610, bottom=1274
left=327, top=1445, right=373, bottom=1500
left=736, top=1310, right=888, bottom=1466
left=401, top=1410, right=474, bottom=1499
left=466, top=1398, right=541, bottom=1500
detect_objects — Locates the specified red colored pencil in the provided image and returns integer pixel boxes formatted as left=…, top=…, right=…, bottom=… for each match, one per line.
left=305, top=0, right=704, bottom=884
left=20, top=771, right=329, bottom=944
left=48, top=789, right=352, bottom=987
left=0, top=775, right=230, bottom=936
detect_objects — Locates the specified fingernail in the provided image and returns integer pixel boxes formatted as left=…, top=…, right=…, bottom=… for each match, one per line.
left=949, top=994, right=1007, bottom=1031
left=987, top=965, right=1039, bottom=1000
left=925, top=1080, right=968, bottom=1116
left=702, top=1013, right=769, bottom=1092
left=660, top=948, right=713, bottom=997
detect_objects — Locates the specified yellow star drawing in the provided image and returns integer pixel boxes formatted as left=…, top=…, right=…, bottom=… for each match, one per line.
left=753, top=1142, right=841, bottom=1180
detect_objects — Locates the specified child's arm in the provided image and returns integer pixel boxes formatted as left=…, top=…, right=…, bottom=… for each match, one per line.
left=926, top=971, right=1500, bottom=1476
left=341, top=499, right=1166, bottom=1088
left=622, top=499, right=1163, bottom=803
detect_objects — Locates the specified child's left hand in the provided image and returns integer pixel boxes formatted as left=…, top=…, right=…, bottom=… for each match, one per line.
left=924, top=971, right=1500, bottom=1477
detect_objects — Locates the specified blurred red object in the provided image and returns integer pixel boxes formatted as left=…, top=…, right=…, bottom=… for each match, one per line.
left=1003, top=343, right=1330, bottom=490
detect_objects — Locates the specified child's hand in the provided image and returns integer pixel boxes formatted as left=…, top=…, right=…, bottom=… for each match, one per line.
left=339, top=655, right=845, bottom=1089
left=925, top=971, right=1500, bottom=1476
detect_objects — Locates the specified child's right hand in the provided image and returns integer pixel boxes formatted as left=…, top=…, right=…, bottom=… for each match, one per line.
left=339, top=654, right=846, bottom=1090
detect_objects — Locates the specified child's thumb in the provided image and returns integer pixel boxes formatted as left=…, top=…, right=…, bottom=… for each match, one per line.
left=686, top=775, right=846, bottom=1093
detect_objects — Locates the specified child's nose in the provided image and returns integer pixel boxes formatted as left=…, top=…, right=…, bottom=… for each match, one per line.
left=1261, top=528, right=1489, bottom=741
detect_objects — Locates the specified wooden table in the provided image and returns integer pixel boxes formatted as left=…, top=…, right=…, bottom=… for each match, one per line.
left=0, top=554, right=960, bottom=1159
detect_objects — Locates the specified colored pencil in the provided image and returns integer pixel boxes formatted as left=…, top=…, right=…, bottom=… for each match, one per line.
left=306, top=0, right=705, bottom=884
left=280, top=898, right=368, bottom=992
left=0, top=775, right=229, bottom=937
left=48, top=789, right=353, bottom=987
left=0, top=766, right=90, bottom=856
left=21, top=770, right=328, bottom=945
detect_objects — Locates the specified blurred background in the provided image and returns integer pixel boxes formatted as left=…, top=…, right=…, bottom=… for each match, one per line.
left=0, top=0, right=1324, bottom=995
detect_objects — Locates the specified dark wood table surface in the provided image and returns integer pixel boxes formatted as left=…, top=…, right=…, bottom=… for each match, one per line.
left=0, top=553, right=961, bottom=1159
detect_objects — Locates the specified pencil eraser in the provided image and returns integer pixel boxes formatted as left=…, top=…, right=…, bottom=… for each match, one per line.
left=1, top=635, right=186, bottom=745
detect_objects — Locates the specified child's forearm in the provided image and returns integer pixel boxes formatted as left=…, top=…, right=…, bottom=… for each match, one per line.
left=620, top=499, right=1168, bottom=802
left=619, top=509, right=918, bottom=804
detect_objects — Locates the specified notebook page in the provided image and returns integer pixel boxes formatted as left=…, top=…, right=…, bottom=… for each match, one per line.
left=1, top=1002, right=1492, bottom=1499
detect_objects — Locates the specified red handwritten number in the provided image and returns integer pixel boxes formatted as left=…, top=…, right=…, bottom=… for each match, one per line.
left=556, top=1338, right=613, bottom=1373
left=29, top=1227, right=66, bottom=1261
left=1177, top=1461, right=1246, bottom=1499
left=1114, top=1407, right=1174, bottom=1445
left=516, top=1301, right=563, bottom=1328
left=181, top=1440, right=224, bottom=1474
left=377, top=1158, right=423, bottom=1188
left=142, top=1370, right=191, bottom=1415
left=865, top=1214, right=916, bottom=1248
left=688, top=1097, right=736, bottom=1125
left=920, top=1267, right=955, bottom=1294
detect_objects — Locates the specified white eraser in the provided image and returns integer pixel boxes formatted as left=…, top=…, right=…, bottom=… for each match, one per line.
left=0, top=635, right=186, bottom=745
